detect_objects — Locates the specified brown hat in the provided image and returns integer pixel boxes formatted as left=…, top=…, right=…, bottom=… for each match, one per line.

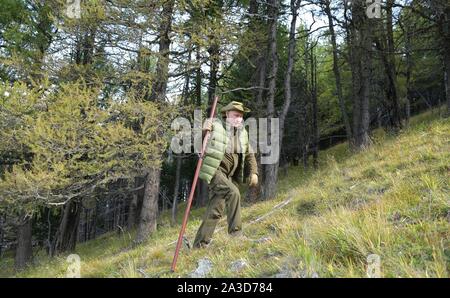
left=220, top=101, right=251, bottom=115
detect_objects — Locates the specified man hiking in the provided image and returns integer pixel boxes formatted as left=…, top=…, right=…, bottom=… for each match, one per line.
left=193, top=101, right=259, bottom=248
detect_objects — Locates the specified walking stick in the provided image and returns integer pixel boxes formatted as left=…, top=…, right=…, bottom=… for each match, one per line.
left=171, top=95, right=219, bottom=272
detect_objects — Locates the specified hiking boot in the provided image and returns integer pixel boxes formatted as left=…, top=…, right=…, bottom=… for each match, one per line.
left=229, top=230, right=248, bottom=240
left=193, top=239, right=213, bottom=249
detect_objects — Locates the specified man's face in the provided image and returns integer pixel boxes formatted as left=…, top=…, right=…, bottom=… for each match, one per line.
left=225, top=110, right=244, bottom=127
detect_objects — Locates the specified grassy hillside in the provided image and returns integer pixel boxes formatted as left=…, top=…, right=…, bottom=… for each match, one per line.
left=1, top=109, right=449, bottom=277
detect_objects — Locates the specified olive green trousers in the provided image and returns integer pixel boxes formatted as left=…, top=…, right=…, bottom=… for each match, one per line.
left=193, top=170, right=242, bottom=248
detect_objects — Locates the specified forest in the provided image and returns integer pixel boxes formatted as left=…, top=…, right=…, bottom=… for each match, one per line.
left=0, top=0, right=448, bottom=274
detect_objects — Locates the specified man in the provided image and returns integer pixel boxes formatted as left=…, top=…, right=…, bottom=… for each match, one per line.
left=193, top=101, right=259, bottom=248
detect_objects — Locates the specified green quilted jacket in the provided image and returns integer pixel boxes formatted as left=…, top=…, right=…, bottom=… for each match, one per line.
left=198, top=119, right=251, bottom=184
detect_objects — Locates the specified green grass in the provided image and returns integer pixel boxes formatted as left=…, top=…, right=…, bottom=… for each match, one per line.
left=1, top=109, right=449, bottom=277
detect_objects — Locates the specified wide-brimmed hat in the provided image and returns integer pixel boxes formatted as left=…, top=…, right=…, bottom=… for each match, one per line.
left=220, top=101, right=251, bottom=115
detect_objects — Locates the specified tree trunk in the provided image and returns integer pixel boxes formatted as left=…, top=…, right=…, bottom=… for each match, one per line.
left=385, top=0, right=402, bottom=129
left=54, top=200, right=81, bottom=254
left=280, top=0, right=300, bottom=138
left=115, top=197, right=122, bottom=231
left=255, top=56, right=268, bottom=108
left=195, top=45, right=202, bottom=106
left=350, top=0, right=372, bottom=150
left=89, top=203, right=97, bottom=239
left=299, top=44, right=309, bottom=169
left=127, top=177, right=140, bottom=230
left=279, top=0, right=301, bottom=172
left=262, top=0, right=280, bottom=200
left=14, top=214, right=32, bottom=270
left=247, top=66, right=266, bottom=201
left=134, top=0, right=175, bottom=242
left=171, top=156, right=182, bottom=225
left=405, top=23, right=413, bottom=126
left=128, top=194, right=138, bottom=231
left=84, top=208, right=89, bottom=242
left=246, top=0, right=266, bottom=202
left=311, top=48, right=319, bottom=169
left=431, top=1, right=450, bottom=116
left=349, top=23, right=361, bottom=148
left=299, top=94, right=309, bottom=169
left=182, top=45, right=192, bottom=106
left=374, top=26, right=401, bottom=129
left=323, top=0, right=352, bottom=141
left=149, top=0, right=175, bottom=102
left=441, top=8, right=450, bottom=116
left=265, top=0, right=279, bottom=119
left=208, top=42, right=219, bottom=105
left=358, top=26, right=372, bottom=150
left=247, top=0, right=266, bottom=111
left=135, top=167, right=161, bottom=243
